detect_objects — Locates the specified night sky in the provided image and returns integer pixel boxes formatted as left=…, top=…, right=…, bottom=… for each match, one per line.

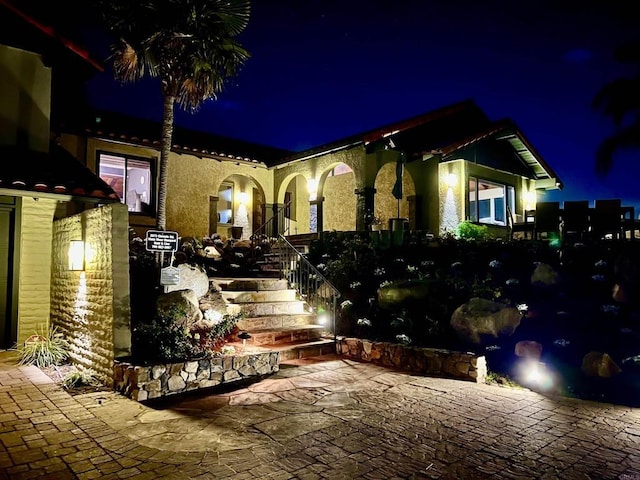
left=78, top=1, right=640, bottom=212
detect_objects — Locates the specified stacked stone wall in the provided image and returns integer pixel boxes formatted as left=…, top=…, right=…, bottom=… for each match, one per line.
left=337, top=337, right=486, bottom=383
left=114, top=352, right=280, bottom=402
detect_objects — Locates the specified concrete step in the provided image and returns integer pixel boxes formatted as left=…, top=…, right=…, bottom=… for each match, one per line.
left=237, top=301, right=308, bottom=317
left=212, top=278, right=288, bottom=292
left=266, top=339, right=336, bottom=361
left=236, top=313, right=316, bottom=331
left=242, top=326, right=325, bottom=346
left=222, top=289, right=298, bottom=303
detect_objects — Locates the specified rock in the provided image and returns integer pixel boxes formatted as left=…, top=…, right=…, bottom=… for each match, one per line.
left=165, top=264, right=210, bottom=298
left=515, top=340, right=543, bottom=360
left=581, top=351, right=621, bottom=378
left=378, top=279, right=443, bottom=309
left=156, top=289, right=203, bottom=327
left=531, top=263, right=560, bottom=286
left=450, top=297, right=522, bottom=345
left=204, top=246, right=222, bottom=258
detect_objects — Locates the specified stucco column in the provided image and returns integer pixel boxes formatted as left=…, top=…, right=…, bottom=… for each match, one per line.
left=355, top=187, right=376, bottom=231
left=408, top=195, right=421, bottom=230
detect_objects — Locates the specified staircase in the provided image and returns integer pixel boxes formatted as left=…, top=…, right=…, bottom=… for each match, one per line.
left=212, top=277, right=336, bottom=361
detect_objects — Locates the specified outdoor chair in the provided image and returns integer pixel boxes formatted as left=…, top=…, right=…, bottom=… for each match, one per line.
left=507, top=206, right=534, bottom=240
left=533, top=201, right=561, bottom=240
left=592, top=199, right=623, bottom=240
left=562, top=200, right=590, bottom=242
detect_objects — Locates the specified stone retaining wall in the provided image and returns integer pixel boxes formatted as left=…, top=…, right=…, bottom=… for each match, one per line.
left=337, top=337, right=486, bottom=383
left=114, top=351, right=280, bottom=402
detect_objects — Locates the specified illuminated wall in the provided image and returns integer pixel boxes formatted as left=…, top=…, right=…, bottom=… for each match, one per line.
left=50, top=203, right=130, bottom=386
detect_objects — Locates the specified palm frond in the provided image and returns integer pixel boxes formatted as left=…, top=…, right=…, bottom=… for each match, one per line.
left=595, top=123, right=640, bottom=175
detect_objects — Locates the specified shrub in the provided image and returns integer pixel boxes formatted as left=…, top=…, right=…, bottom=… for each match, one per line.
left=455, top=221, right=489, bottom=241
left=18, top=326, right=69, bottom=368
left=189, top=309, right=245, bottom=354
left=62, top=368, right=101, bottom=390
left=132, top=305, right=196, bottom=363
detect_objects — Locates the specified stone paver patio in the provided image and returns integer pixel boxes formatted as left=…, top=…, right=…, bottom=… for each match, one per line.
left=0, top=351, right=639, bottom=479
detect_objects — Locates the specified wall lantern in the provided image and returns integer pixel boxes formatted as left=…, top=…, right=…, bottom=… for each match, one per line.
left=68, top=240, right=85, bottom=271
left=237, top=191, right=249, bottom=205
left=307, top=178, right=318, bottom=201
left=445, top=172, right=458, bottom=188
left=523, top=190, right=537, bottom=210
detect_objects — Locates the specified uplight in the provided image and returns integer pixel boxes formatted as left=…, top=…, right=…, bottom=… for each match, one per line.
left=68, top=240, right=85, bottom=271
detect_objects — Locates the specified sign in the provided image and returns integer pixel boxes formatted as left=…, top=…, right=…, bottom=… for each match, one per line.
left=160, top=266, right=180, bottom=286
left=145, top=230, right=179, bottom=252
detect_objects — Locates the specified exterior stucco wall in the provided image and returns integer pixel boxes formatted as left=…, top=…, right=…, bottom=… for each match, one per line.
left=16, top=198, right=57, bottom=344
left=275, top=147, right=365, bottom=233
left=323, top=172, right=356, bottom=232
left=374, top=162, right=415, bottom=228
left=439, top=160, right=530, bottom=236
left=62, top=135, right=274, bottom=238
left=438, top=160, right=466, bottom=235
left=0, top=45, right=50, bottom=152
left=51, top=203, right=131, bottom=386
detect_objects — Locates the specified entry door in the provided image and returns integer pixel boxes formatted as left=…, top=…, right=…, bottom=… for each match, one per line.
left=0, top=205, right=15, bottom=348
left=252, top=188, right=264, bottom=234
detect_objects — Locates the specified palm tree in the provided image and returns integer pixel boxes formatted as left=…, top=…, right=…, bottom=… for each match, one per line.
left=592, top=42, right=640, bottom=175
left=96, top=0, right=250, bottom=229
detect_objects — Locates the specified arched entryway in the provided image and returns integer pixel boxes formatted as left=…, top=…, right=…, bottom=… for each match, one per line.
left=213, top=175, right=266, bottom=240
left=373, top=161, right=416, bottom=229
left=318, top=163, right=356, bottom=232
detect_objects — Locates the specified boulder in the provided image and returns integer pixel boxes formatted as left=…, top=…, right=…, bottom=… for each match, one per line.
left=531, top=263, right=560, bottom=286
left=581, top=351, right=621, bottom=378
left=515, top=340, right=543, bottom=360
left=450, top=297, right=522, bottom=345
left=156, top=289, right=203, bottom=328
left=165, top=264, right=210, bottom=298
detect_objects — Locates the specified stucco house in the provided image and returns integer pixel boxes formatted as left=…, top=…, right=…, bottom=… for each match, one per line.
left=0, top=3, right=131, bottom=383
left=59, top=100, right=562, bottom=243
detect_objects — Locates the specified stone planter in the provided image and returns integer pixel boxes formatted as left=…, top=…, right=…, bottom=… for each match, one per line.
left=337, top=337, right=486, bottom=383
left=114, top=351, right=280, bottom=402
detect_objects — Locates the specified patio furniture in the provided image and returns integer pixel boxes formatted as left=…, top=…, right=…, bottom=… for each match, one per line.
left=592, top=199, right=623, bottom=240
left=562, top=200, right=590, bottom=242
left=533, top=201, right=561, bottom=240
left=508, top=206, right=534, bottom=240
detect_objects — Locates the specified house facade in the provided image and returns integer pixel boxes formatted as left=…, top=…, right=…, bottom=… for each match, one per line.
left=60, top=101, right=562, bottom=242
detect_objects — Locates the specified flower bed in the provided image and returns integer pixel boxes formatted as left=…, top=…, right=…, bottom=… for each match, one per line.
left=113, top=351, right=279, bottom=402
left=337, top=337, right=486, bottom=383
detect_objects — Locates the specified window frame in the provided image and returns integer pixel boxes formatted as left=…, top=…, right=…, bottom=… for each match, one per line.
left=467, top=176, right=515, bottom=227
left=97, top=150, right=156, bottom=216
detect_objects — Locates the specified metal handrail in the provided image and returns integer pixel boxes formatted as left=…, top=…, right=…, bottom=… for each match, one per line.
left=275, top=235, right=340, bottom=344
left=249, top=200, right=292, bottom=246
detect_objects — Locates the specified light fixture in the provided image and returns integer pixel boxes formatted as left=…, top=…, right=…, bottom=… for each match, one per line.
left=68, top=240, right=85, bottom=271
left=523, top=190, right=537, bottom=210
left=237, top=191, right=249, bottom=205
left=307, top=178, right=318, bottom=201
left=445, top=172, right=458, bottom=188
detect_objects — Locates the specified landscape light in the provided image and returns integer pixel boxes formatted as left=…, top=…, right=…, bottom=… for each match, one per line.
left=68, top=240, right=85, bottom=271
left=519, top=360, right=554, bottom=391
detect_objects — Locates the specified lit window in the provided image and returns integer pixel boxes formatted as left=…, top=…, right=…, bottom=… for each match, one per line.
left=328, top=163, right=352, bottom=176
left=468, top=177, right=514, bottom=226
left=98, top=153, right=153, bottom=213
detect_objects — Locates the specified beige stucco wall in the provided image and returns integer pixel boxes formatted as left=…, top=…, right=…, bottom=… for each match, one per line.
left=374, top=162, right=415, bottom=228
left=275, top=147, right=365, bottom=233
left=61, top=136, right=274, bottom=238
left=16, top=198, right=57, bottom=343
left=438, top=160, right=465, bottom=235
left=0, top=45, right=51, bottom=152
left=50, top=203, right=130, bottom=386
left=323, top=171, right=356, bottom=232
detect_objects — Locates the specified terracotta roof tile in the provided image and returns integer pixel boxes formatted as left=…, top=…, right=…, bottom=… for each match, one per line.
left=0, top=143, right=119, bottom=201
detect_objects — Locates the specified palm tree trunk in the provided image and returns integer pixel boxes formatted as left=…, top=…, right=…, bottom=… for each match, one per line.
left=157, top=94, right=176, bottom=230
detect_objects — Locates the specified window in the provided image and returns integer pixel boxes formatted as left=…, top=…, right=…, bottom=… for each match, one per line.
left=217, top=183, right=233, bottom=224
left=98, top=153, right=153, bottom=214
left=328, top=163, right=352, bottom=176
left=468, top=177, right=515, bottom=226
